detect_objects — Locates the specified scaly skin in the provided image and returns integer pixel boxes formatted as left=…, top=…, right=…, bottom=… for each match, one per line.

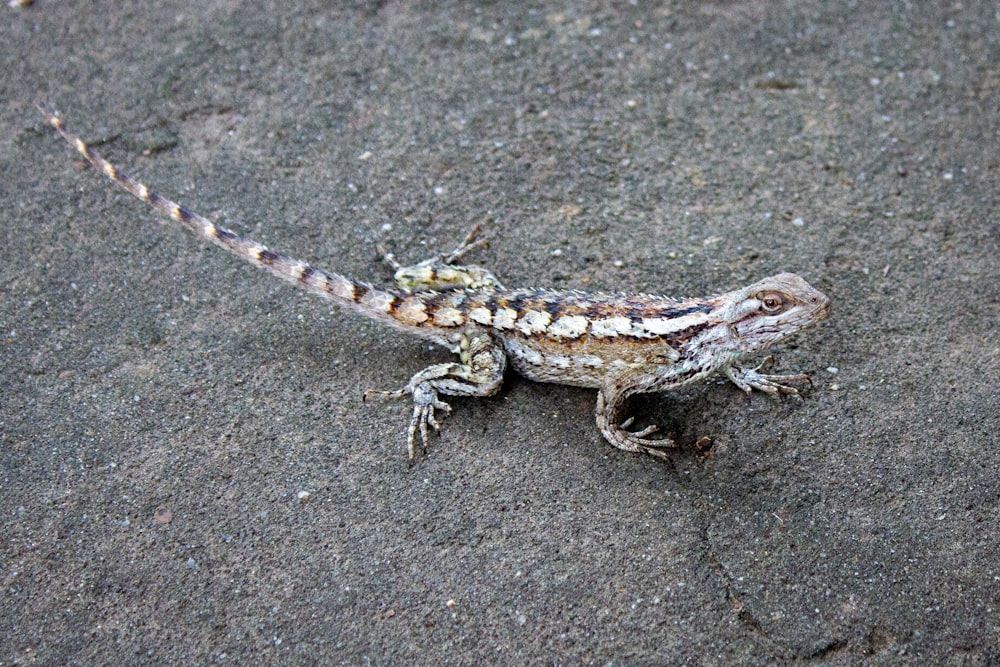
left=37, top=101, right=831, bottom=462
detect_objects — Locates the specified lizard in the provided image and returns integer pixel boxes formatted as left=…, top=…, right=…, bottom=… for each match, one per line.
left=35, top=101, right=831, bottom=462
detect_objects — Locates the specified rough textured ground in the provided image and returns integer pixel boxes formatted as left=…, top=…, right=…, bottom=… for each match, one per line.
left=2, top=1, right=998, bottom=664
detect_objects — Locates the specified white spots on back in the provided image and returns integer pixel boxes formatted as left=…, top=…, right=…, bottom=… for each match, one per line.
left=640, top=312, right=710, bottom=336
left=516, top=309, right=551, bottom=336
left=432, top=306, right=465, bottom=327
left=589, top=312, right=710, bottom=339
left=493, top=307, right=517, bottom=330
left=467, top=306, right=493, bottom=326
left=361, top=289, right=396, bottom=314
left=395, top=297, right=430, bottom=326
left=547, top=314, right=588, bottom=339
left=590, top=316, right=638, bottom=338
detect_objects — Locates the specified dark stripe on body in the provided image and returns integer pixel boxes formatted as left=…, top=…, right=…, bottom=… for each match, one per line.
left=656, top=302, right=713, bottom=319
left=542, top=299, right=565, bottom=317
left=483, top=293, right=505, bottom=314
left=655, top=321, right=712, bottom=348
left=504, top=293, right=528, bottom=313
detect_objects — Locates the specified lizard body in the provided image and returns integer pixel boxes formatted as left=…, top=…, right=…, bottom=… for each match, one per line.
left=37, top=102, right=830, bottom=461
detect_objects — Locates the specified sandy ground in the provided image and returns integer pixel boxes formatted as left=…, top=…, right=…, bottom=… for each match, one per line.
left=2, top=2, right=998, bottom=664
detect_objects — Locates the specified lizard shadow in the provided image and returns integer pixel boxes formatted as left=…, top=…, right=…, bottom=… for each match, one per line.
left=627, top=385, right=730, bottom=458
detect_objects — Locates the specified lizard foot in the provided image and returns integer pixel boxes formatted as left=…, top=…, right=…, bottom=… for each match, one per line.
left=364, top=381, right=453, bottom=463
left=725, top=356, right=811, bottom=399
left=364, top=333, right=505, bottom=463
left=441, top=222, right=489, bottom=264
left=603, top=417, right=677, bottom=460
left=375, top=223, right=502, bottom=291
left=375, top=224, right=487, bottom=270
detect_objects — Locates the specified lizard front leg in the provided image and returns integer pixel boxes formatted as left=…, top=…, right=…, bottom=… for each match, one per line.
left=368, top=330, right=507, bottom=462
left=724, top=356, right=811, bottom=398
left=595, top=369, right=678, bottom=460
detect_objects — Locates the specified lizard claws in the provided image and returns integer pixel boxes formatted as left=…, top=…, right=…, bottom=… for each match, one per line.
left=725, top=358, right=810, bottom=399
left=375, top=223, right=486, bottom=270
left=619, top=417, right=660, bottom=439
left=442, top=223, right=489, bottom=264
left=367, top=381, right=453, bottom=462
left=608, top=417, right=675, bottom=457
left=406, top=382, right=452, bottom=462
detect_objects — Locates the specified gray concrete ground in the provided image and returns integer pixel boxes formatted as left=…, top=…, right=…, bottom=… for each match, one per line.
left=2, top=1, right=998, bottom=664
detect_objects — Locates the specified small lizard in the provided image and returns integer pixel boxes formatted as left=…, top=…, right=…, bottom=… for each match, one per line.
left=36, top=101, right=831, bottom=462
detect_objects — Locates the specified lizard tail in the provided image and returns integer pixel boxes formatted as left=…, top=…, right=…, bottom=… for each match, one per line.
left=34, top=100, right=444, bottom=338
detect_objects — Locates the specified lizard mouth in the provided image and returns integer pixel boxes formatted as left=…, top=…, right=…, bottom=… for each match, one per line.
left=816, top=297, right=832, bottom=320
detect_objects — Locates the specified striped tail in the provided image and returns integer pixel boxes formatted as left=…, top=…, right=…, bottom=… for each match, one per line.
left=35, top=101, right=450, bottom=343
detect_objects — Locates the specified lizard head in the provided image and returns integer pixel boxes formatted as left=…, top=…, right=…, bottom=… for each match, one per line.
left=715, top=273, right=830, bottom=353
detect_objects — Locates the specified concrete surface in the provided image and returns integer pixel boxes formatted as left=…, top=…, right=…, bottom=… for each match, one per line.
left=2, top=1, right=998, bottom=664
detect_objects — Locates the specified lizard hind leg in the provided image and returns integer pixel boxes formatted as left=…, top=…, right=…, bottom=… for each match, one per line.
left=376, top=223, right=504, bottom=291
left=595, top=375, right=677, bottom=460
left=365, top=331, right=507, bottom=462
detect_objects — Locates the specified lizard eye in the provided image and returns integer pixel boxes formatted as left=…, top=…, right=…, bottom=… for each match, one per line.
left=758, top=292, right=786, bottom=313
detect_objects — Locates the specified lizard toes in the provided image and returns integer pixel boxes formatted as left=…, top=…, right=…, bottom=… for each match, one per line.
left=640, top=446, right=673, bottom=461
left=611, top=427, right=674, bottom=452
left=362, top=386, right=406, bottom=402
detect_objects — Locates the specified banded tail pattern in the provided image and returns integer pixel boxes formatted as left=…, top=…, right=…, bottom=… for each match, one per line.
left=35, top=101, right=465, bottom=347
